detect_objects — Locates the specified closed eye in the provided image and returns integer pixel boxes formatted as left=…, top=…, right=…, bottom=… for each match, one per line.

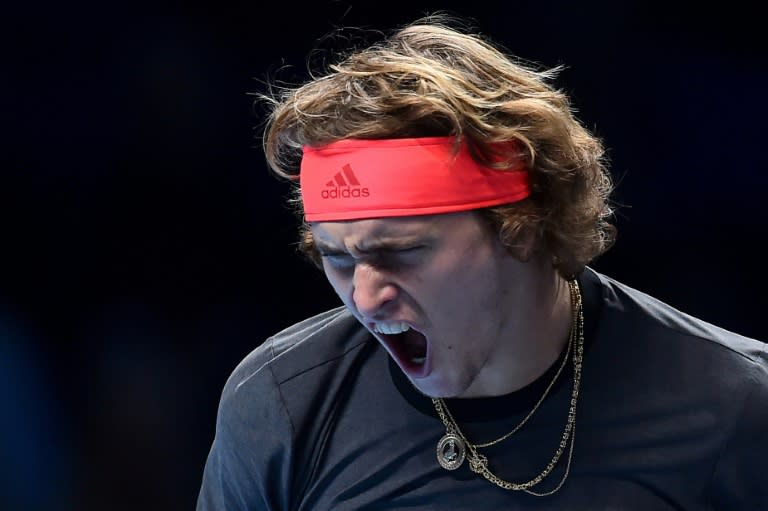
left=319, top=252, right=355, bottom=270
left=320, top=246, right=427, bottom=271
left=368, top=246, right=428, bottom=269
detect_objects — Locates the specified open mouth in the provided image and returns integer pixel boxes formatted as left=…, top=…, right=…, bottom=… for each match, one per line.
left=372, top=322, right=430, bottom=378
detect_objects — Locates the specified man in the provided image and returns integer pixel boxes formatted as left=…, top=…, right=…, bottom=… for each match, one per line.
left=197, top=15, right=768, bottom=510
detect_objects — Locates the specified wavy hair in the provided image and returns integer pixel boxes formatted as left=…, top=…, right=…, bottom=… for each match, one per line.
left=259, top=15, right=616, bottom=277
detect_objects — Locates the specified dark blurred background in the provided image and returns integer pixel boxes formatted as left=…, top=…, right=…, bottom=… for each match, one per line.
left=2, top=1, right=766, bottom=510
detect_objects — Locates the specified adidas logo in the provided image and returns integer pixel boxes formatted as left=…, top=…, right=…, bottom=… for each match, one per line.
left=321, top=164, right=371, bottom=199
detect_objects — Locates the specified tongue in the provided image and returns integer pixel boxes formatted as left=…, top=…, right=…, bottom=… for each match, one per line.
left=402, top=329, right=427, bottom=360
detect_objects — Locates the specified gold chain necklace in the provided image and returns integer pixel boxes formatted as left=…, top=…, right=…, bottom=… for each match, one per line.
left=432, top=279, right=584, bottom=496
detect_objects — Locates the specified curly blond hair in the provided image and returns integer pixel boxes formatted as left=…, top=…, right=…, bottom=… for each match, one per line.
left=259, top=15, right=616, bottom=277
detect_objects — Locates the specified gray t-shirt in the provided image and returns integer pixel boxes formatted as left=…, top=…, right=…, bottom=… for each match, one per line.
left=197, top=268, right=768, bottom=510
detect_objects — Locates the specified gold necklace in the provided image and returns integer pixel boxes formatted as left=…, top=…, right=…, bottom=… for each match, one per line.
left=432, top=279, right=584, bottom=496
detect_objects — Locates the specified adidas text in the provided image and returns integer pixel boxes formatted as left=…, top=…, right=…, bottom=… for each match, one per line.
left=321, top=187, right=370, bottom=199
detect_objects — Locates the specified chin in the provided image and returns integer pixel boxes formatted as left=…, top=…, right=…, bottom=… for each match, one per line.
left=409, top=375, right=466, bottom=399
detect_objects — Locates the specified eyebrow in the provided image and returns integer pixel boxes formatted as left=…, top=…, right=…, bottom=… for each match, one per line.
left=315, top=237, right=424, bottom=255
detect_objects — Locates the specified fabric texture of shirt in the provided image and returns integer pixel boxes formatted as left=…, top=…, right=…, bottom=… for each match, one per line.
left=197, top=268, right=768, bottom=510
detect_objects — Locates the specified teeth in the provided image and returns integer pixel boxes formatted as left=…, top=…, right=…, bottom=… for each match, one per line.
left=373, top=322, right=411, bottom=335
left=411, top=356, right=426, bottom=364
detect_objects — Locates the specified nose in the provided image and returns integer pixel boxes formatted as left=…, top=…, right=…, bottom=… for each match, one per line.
left=352, top=263, right=398, bottom=319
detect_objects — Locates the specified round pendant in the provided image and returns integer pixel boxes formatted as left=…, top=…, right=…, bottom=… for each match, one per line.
left=436, top=433, right=466, bottom=471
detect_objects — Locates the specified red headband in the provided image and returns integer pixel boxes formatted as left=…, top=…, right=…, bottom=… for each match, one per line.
left=300, top=136, right=530, bottom=222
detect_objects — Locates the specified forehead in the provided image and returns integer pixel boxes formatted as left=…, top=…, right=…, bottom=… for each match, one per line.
left=309, top=212, right=477, bottom=249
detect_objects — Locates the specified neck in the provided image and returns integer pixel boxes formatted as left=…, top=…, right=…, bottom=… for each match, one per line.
left=458, top=261, right=573, bottom=398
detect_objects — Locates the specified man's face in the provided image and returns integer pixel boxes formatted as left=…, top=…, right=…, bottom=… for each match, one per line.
left=310, top=211, right=535, bottom=398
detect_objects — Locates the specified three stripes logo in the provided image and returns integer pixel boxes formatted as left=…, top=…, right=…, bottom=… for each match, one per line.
left=321, top=164, right=371, bottom=199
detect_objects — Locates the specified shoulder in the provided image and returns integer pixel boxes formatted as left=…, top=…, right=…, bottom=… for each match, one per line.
left=582, top=268, right=768, bottom=504
left=197, top=306, right=372, bottom=509
left=584, top=267, right=767, bottom=366
left=223, top=305, right=368, bottom=401
left=215, top=305, right=374, bottom=436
